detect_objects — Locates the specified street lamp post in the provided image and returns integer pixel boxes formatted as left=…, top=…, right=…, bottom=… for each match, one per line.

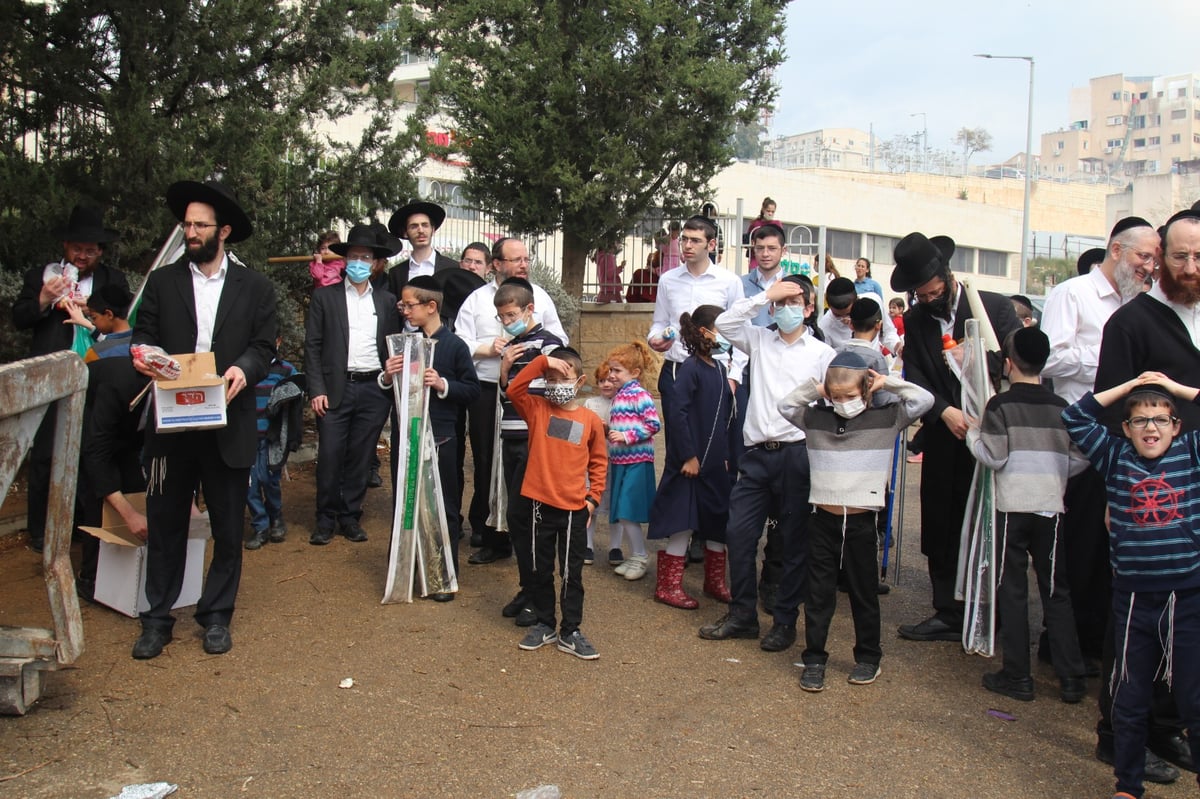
left=975, top=53, right=1034, bottom=295
left=910, top=111, right=927, bottom=173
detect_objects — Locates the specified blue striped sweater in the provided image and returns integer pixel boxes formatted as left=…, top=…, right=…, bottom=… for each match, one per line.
left=1063, top=392, right=1200, bottom=592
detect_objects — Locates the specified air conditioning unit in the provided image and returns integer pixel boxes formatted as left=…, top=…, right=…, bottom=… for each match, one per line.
left=1104, top=147, right=1114, bottom=154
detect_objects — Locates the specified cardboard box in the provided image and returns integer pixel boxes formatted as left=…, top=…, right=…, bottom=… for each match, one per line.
left=78, top=494, right=211, bottom=618
left=154, top=351, right=227, bottom=433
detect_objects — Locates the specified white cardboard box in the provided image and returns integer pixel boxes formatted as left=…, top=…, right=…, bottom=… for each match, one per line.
left=154, top=351, right=227, bottom=433
left=79, top=494, right=211, bottom=618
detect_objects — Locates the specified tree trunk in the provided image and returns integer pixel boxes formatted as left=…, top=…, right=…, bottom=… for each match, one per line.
left=560, top=226, right=589, bottom=303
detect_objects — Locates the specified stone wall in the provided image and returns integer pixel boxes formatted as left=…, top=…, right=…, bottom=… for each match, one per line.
left=576, top=302, right=658, bottom=395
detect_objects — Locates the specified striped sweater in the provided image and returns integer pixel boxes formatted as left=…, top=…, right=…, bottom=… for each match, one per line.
left=255, top=359, right=298, bottom=436
left=965, top=382, right=1080, bottom=514
left=777, top=374, right=933, bottom=510
left=1063, top=392, right=1200, bottom=593
left=607, top=379, right=660, bottom=465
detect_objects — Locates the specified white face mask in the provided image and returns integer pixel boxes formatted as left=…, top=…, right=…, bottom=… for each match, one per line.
left=832, top=397, right=866, bottom=419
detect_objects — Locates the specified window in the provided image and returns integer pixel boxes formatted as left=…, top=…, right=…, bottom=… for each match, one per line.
left=1056, top=140, right=1065, bottom=151
left=1133, top=138, right=1145, bottom=148
left=1149, top=136, right=1160, bottom=146
left=1171, top=109, right=1187, bottom=120
left=865, top=234, right=900, bottom=265
left=1194, top=134, right=1200, bottom=145
left=979, top=250, right=1007, bottom=277
left=1195, top=110, right=1200, bottom=121
left=1107, top=139, right=1123, bottom=148
left=1140, top=91, right=1149, bottom=100
left=826, top=229, right=860, bottom=260
left=1132, top=115, right=1145, bottom=129
left=1083, top=140, right=1089, bottom=150
left=1111, top=91, right=1122, bottom=101
left=1178, top=87, right=1188, bottom=98
left=1106, top=115, right=1125, bottom=126
left=949, top=246, right=975, bottom=274
left=1172, top=133, right=1182, bottom=144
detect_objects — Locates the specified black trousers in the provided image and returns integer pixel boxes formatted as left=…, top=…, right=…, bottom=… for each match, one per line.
left=803, top=509, right=881, bottom=666
left=434, top=436, right=462, bottom=575
left=918, top=419, right=972, bottom=626
left=142, top=432, right=248, bottom=632
left=996, top=512, right=1085, bottom=680
left=501, top=438, right=530, bottom=566
left=1062, top=468, right=1111, bottom=658
left=508, top=495, right=588, bottom=636
left=466, top=382, right=500, bottom=547
left=656, top=361, right=681, bottom=445
left=315, top=381, right=391, bottom=532
left=726, top=444, right=812, bottom=626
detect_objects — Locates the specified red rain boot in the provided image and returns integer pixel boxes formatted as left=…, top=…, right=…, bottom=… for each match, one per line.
left=703, top=548, right=732, bottom=603
left=654, top=551, right=698, bottom=609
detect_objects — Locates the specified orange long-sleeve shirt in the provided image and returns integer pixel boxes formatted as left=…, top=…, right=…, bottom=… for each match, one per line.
left=507, top=354, right=607, bottom=510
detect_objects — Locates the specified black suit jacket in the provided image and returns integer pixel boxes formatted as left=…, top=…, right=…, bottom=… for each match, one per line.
left=386, top=251, right=459, bottom=298
left=305, top=281, right=401, bottom=409
left=14, top=262, right=130, bottom=356
left=902, top=287, right=1021, bottom=424
left=132, top=257, right=277, bottom=469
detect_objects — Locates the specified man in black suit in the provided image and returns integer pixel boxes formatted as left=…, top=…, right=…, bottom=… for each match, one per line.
left=306, top=224, right=402, bottom=546
left=13, top=204, right=128, bottom=553
left=890, top=232, right=1020, bottom=643
left=386, top=200, right=458, bottom=295
left=130, top=180, right=277, bottom=660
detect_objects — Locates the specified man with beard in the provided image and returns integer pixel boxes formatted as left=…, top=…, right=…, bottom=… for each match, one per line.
left=889, top=232, right=1021, bottom=643
left=130, top=180, right=276, bottom=660
left=1041, top=217, right=1158, bottom=669
left=386, top=200, right=458, bottom=293
left=13, top=205, right=128, bottom=553
left=1092, top=208, right=1200, bottom=779
left=455, top=237, right=567, bottom=569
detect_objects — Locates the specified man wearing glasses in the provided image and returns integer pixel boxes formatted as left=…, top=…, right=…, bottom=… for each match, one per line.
left=14, top=204, right=129, bottom=553
left=130, top=180, right=277, bottom=660
left=1091, top=208, right=1200, bottom=780
left=1039, top=217, right=1159, bottom=676
left=888, top=232, right=1020, bottom=645
left=455, top=237, right=567, bottom=566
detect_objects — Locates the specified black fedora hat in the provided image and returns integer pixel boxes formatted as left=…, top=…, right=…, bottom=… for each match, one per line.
left=368, top=221, right=404, bottom=258
left=52, top=204, right=120, bottom=243
left=388, top=201, right=446, bottom=238
left=890, top=232, right=956, bottom=292
left=166, top=180, right=253, bottom=242
left=331, top=224, right=398, bottom=259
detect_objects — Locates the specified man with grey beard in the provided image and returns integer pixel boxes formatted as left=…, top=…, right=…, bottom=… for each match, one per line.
left=1039, top=218, right=1158, bottom=675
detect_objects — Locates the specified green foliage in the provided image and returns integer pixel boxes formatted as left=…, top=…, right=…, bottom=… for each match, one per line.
left=409, top=0, right=786, bottom=295
left=1, top=0, right=421, bottom=352
left=530, top=259, right=580, bottom=334
left=1028, top=257, right=1076, bottom=294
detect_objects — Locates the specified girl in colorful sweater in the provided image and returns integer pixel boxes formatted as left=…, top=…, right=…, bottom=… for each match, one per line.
left=605, top=341, right=662, bottom=580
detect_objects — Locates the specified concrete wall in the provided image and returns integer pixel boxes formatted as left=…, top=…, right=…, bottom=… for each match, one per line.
left=577, top=303, right=657, bottom=394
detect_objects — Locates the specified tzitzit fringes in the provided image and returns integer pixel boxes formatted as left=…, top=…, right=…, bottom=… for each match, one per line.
left=839, top=509, right=848, bottom=570
left=996, top=512, right=1010, bottom=589
left=562, top=510, right=574, bottom=603
left=1111, top=592, right=1137, bottom=704
left=1158, top=591, right=1177, bottom=689
left=1049, top=514, right=1061, bottom=597
left=147, top=456, right=168, bottom=496
left=530, top=501, right=541, bottom=573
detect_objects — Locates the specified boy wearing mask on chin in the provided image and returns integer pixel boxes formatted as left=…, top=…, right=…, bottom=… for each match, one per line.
left=698, top=275, right=836, bottom=654
left=506, top=347, right=607, bottom=659
left=305, top=224, right=401, bottom=546
left=778, top=352, right=933, bottom=691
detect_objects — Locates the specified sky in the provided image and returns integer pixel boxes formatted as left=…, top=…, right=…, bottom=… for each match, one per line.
left=772, top=0, right=1198, bottom=163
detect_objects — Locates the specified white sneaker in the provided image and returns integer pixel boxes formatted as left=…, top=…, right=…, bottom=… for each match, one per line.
left=622, top=553, right=649, bottom=581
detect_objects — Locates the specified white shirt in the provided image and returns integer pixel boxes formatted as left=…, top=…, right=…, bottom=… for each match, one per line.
left=937, top=282, right=964, bottom=338
left=344, top=279, right=382, bottom=371
left=717, top=293, right=835, bottom=446
left=1148, top=281, right=1200, bottom=348
left=816, top=290, right=900, bottom=352
left=1041, top=267, right=1125, bottom=404
left=408, top=250, right=436, bottom=279
left=650, top=262, right=748, bottom=375
left=189, top=257, right=228, bottom=353
left=454, top=279, right=568, bottom=383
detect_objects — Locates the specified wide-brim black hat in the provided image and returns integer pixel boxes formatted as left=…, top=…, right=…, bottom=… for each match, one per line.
left=166, top=180, right=253, bottom=243
left=1077, top=247, right=1106, bottom=276
left=52, top=204, right=120, bottom=243
left=330, top=224, right=396, bottom=259
left=434, top=267, right=486, bottom=314
left=388, top=201, right=446, bottom=238
left=368, top=221, right=403, bottom=258
left=890, top=232, right=955, bottom=292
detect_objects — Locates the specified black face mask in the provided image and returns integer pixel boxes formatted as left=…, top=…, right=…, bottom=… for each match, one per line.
left=924, top=284, right=953, bottom=320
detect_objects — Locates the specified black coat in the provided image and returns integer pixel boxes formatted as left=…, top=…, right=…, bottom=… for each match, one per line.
left=13, top=261, right=130, bottom=356
left=902, top=287, right=1022, bottom=424
left=304, top=282, right=401, bottom=410
left=386, top=251, right=459, bottom=298
left=132, top=257, right=278, bottom=469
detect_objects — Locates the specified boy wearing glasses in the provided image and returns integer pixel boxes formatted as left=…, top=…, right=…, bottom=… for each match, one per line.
left=1063, top=372, right=1200, bottom=799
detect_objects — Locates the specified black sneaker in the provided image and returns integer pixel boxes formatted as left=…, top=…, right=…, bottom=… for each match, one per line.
left=501, top=593, right=526, bottom=618
left=340, top=523, right=368, bottom=543
left=583, top=547, right=595, bottom=565
left=848, top=662, right=880, bottom=685
left=515, top=607, right=537, bottom=627
left=607, top=548, right=624, bottom=566
left=518, top=623, right=557, bottom=651
left=245, top=529, right=269, bottom=550
left=800, top=663, right=826, bottom=692
left=268, top=519, right=287, bottom=543
left=310, top=528, right=334, bottom=546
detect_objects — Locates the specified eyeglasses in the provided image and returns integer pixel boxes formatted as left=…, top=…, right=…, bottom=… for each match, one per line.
left=495, top=310, right=525, bottom=324
left=399, top=301, right=429, bottom=311
left=915, top=282, right=948, bottom=304
left=182, top=221, right=218, bottom=233
left=1166, top=252, right=1200, bottom=267
left=753, top=245, right=782, bottom=254
left=1128, top=249, right=1156, bottom=265
left=66, top=245, right=102, bottom=258
left=679, top=235, right=708, bottom=246
left=499, top=256, right=531, bottom=265
left=1125, top=415, right=1178, bottom=429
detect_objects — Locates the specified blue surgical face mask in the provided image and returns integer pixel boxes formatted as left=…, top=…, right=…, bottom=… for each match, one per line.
left=713, top=333, right=732, bottom=354
left=773, top=305, right=805, bottom=334
left=503, top=317, right=528, bottom=337
left=346, top=259, right=372, bottom=284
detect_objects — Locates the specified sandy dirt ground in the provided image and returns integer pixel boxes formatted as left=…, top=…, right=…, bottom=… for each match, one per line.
left=0, top=453, right=1194, bottom=799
